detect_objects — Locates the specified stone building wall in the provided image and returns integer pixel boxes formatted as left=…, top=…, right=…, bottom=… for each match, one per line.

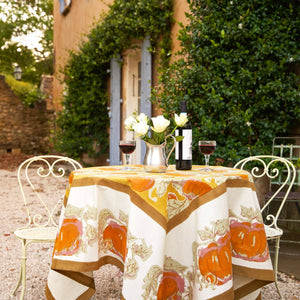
left=0, top=75, right=55, bottom=154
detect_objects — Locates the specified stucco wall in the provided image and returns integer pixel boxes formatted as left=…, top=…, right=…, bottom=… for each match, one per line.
left=171, top=0, right=190, bottom=56
left=53, top=0, right=114, bottom=109
left=0, top=75, right=54, bottom=154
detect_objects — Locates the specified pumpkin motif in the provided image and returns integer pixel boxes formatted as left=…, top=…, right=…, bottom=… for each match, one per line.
left=128, top=177, right=155, bottom=192
left=68, top=171, right=74, bottom=184
left=198, top=232, right=232, bottom=286
left=230, top=220, right=268, bottom=261
left=182, top=180, right=212, bottom=199
left=168, top=193, right=177, bottom=200
left=239, top=174, right=250, bottom=180
left=157, top=271, right=185, bottom=300
left=103, top=220, right=127, bottom=261
left=54, top=217, right=83, bottom=256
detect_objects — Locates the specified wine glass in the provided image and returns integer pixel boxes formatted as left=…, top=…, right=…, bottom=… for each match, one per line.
left=198, top=140, right=216, bottom=171
left=119, top=140, right=136, bottom=170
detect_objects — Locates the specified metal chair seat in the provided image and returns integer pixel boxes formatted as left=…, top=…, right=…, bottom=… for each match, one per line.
left=14, top=226, right=58, bottom=241
left=265, top=225, right=283, bottom=239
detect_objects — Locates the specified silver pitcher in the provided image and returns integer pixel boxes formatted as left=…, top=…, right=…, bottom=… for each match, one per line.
left=143, top=135, right=176, bottom=173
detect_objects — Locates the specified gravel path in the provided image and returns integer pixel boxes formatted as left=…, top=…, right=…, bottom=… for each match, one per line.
left=0, top=166, right=299, bottom=299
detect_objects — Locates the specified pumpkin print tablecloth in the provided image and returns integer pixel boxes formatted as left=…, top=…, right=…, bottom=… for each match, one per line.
left=46, top=165, right=274, bottom=300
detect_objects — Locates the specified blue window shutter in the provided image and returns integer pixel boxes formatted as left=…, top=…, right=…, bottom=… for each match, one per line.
left=109, top=57, right=121, bottom=165
left=59, top=0, right=71, bottom=14
left=140, top=36, right=152, bottom=162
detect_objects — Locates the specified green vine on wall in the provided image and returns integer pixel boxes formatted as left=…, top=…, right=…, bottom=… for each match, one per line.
left=54, top=0, right=173, bottom=159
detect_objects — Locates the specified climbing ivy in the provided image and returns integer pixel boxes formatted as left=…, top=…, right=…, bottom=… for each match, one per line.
left=55, top=0, right=173, bottom=159
left=154, top=0, right=300, bottom=165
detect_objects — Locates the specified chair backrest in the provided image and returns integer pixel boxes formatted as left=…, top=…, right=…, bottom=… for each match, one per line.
left=17, top=155, right=83, bottom=229
left=272, top=137, right=300, bottom=189
left=234, top=155, right=296, bottom=231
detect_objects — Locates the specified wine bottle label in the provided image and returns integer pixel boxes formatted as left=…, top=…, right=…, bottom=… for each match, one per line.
left=175, top=129, right=192, bottom=160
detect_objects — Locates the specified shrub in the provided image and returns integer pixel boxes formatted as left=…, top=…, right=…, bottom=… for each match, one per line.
left=154, top=0, right=300, bottom=165
left=4, top=74, right=43, bottom=107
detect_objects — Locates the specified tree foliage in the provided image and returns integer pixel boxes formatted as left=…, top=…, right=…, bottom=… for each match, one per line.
left=0, top=0, right=53, bottom=84
left=54, top=0, right=173, bottom=159
left=154, top=0, right=300, bottom=165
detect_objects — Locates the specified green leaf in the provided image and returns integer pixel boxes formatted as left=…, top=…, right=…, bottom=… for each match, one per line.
left=175, top=136, right=184, bottom=142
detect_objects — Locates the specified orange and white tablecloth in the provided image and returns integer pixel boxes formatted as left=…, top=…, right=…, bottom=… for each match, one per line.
left=46, top=165, right=274, bottom=300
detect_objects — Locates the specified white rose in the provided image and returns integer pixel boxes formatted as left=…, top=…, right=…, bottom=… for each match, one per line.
left=136, top=113, right=148, bottom=123
left=133, top=121, right=149, bottom=137
left=124, top=116, right=137, bottom=130
left=174, top=113, right=188, bottom=127
left=151, top=116, right=170, bottom=133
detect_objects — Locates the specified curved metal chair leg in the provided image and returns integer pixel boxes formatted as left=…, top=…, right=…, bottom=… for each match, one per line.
left=11, top=264, right=22, bottom=296
left=273, top=237, right=284, bottom=300
left=11, top=239, right=27, bottom=300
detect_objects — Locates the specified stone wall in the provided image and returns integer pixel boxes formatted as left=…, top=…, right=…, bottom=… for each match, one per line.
left=0, top=75, right=55, bottom=154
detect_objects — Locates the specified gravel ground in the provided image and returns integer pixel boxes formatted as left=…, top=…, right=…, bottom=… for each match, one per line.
left=0, top=154, right=299, bottom=299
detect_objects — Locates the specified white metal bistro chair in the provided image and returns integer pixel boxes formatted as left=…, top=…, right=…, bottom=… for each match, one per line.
left=11, top=155, right=83, bottom=300
left=234, top=155, right=296, bottom=299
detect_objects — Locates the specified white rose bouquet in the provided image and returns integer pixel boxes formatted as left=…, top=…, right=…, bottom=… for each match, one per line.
left=124, top=112, right=188, bottom=145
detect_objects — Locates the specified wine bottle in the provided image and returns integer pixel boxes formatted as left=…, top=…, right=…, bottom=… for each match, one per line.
left=175, top=101, right=192, bottom=170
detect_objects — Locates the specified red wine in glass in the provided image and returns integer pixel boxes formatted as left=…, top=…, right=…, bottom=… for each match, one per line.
left=119, top=144, right=136, bottom=154
left=199, top=144, right=216, bottom=155
left=119, top=140, right=136, bottom=170
left=198, top=141, right=216, bottom=171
